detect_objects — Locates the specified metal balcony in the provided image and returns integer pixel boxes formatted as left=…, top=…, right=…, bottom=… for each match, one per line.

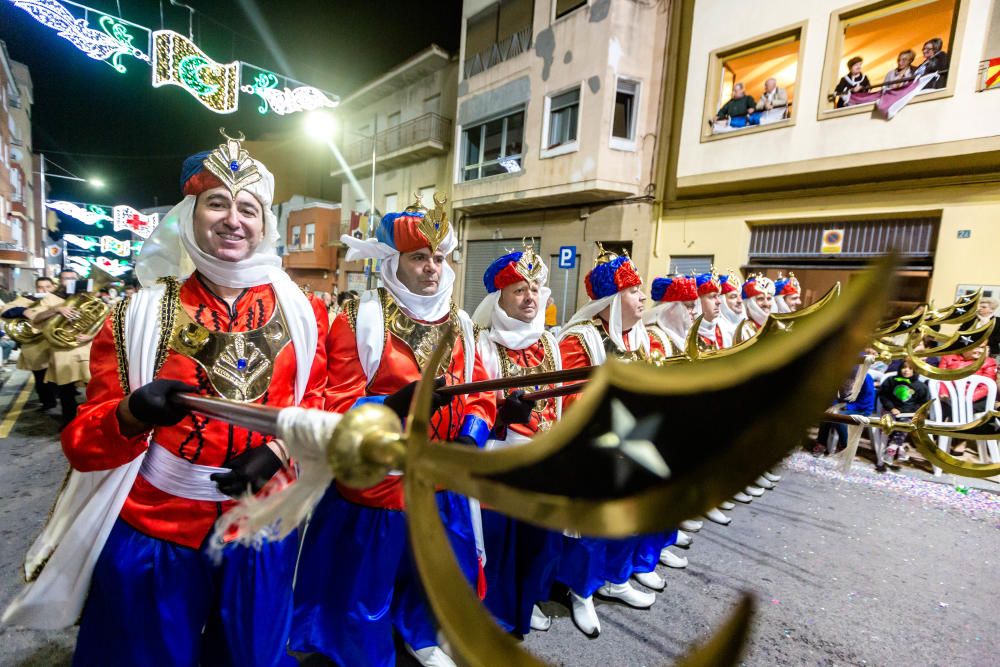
left=333, top=113, right=452, bottom=175
left=463, top=26, right=532, bottom=79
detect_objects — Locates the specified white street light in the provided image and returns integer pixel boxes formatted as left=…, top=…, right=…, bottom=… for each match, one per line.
left=89, top=177, right=106, bottom=189
left=303, top=110, right=336, bottom=141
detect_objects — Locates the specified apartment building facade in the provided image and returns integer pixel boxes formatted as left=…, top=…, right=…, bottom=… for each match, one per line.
left=654, top=0, right=1000, bottom=313
left=328, top=45, right=458, bottom=296
left=0, top=42, right=40, bottom=292
left=453, top=0, right=671, bottom=319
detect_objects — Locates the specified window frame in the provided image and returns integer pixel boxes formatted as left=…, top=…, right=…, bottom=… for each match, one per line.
left=701, top=21, right=807, bottom=143
left=609, top=76, right=641, bottom=151
left=552, top=0, right=587, bottom=23
left=303, top=223, right=316, bottom=250
left=540, top=83, right=582, bottom=159
left=817, top=0, right=966, bottom=121
left=458, top=106, right=527, bottom=183
left=290, top=225, right=301, bottom=250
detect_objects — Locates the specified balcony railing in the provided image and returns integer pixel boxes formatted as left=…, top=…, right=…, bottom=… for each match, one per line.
left=339, top=113, right=452, bottom=170
left=463, top=26, right=532, bottom=79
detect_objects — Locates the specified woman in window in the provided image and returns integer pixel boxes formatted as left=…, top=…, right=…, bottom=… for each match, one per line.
left=835, top=57, right=871, bottom=108
left=883, top=49, right=915, bottom=91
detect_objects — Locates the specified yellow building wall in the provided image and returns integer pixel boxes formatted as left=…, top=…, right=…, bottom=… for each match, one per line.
left=932, top=202, right=1000, bottom=305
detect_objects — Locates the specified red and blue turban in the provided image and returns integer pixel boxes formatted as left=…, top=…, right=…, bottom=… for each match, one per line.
left=584, top=255, right=642, bottom=300
left=651, top=275, right=698, bottom=302
left=742, top=275, right=775, bottom=299
left=695, top=272, right=721, bottom=296
left=774, top=274, right=801, bottom=297
left=720, top=273, right=741, bottom=295
left=483, top=251, right=546, bottom=293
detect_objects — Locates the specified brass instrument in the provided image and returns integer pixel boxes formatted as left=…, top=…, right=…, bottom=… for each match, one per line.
left=42, top=266, right=114, bottom=349
left=2, top=304, right=44, bottom=345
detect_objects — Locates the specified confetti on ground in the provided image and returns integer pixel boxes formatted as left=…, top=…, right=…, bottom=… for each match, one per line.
left=785, top=452, right=1000, bottom=524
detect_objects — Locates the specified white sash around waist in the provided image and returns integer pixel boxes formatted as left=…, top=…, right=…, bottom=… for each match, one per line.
left=138, top=442, right=232, bottom=503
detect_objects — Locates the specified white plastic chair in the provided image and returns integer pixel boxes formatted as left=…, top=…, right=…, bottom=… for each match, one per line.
left=926, top=376, right=999, bottom=476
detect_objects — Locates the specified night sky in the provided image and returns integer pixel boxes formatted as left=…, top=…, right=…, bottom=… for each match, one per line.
left=0, top=0, right=462, bottom=207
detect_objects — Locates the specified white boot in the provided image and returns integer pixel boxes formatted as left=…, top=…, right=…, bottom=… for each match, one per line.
left=569, top=591, right=601, bottom=637
left=530, top=604, right=551, bottom=631
left=660, top=547, right=688, bottom=569
left=719, top=500, right=736, bottom=510
left=704, top=507, right=732, bottom=525
left=633, top=570, right=666, bottom=591
left=680, top=518, right=703, bottom=532
left=733, top=491, right=753, bottom=504
left=597, top=581, right=656, bottom=608
left=406, top=645, right=457, bottom=667
left=674, top=530, right=692, bottom=547
left=764, top=471, right=782, bottom=483
left=755, top=475, right=775, bottom=489
left=745, top=485, right=765, bottom=497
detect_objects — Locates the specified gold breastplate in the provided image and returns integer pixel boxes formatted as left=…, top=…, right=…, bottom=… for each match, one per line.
left=495, top=336, right=557, bottom=432
left=381, top=288, right=457, bottom=376
left=593, top=318, right=648, bottom=363
left=168, top=301, right=291, bottom=401
left=647, top=325, right=683, bottom=366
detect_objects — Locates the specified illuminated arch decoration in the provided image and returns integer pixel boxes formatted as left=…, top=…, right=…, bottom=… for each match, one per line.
left=89, top=256, right=132, bottom=277
left=112, top=205, right=159, bottom=238
left=10, top=0, right=150, bottom=74
left=152, top=30, right=240, bottom=114
left=63, top=234, right=100, bottom=251
left=47, top=201, right=111, bottom=226
left=239, top=64, right=338, bottom=116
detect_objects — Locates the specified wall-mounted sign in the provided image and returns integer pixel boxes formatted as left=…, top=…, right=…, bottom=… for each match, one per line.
left=821, top=228, right=844, bottom=254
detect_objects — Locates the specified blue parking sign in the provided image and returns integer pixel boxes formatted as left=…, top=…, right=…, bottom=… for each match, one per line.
left=558, top=246, right=576, bottom=269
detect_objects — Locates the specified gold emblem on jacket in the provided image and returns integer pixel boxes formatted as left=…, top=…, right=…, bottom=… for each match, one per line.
left=495, top=335, right=557, bottom=431
left=168, top=304, right=290, bottom=401
left=380, top=288, right=456, bottom=376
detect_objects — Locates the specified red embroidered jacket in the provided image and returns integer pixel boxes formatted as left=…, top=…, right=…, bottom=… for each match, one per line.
left=487, top=339, right=559, bottom=440
left=324, top=305, right=496, bottom=510
left=558, top=319, right=652, bottom=413
left=61, top=274, right=328, bottom=548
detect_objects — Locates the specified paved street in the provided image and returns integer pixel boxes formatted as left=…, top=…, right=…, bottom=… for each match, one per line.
left=2, top=367, right=1000, bottom=666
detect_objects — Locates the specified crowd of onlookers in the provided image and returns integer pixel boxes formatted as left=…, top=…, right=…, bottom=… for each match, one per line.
left=809, top=296, right=1000, bottom=473
left=713, top=36, right=950, bottom=130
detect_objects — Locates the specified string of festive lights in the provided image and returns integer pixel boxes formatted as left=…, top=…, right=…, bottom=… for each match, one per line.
left=111, top=205, right=159, bottom=238
left=8, top=0, right=339, bottom=115
left=46, top=200, right=112, bottom=226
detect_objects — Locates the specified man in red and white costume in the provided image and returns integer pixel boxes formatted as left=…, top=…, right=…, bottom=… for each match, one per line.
left=644, top=275, right=698, bottom=357
left=719, top=272, right=755, bottom=344
left=291, top=197, right=495, bottom=667
left=742, top=274, right=776, bottom=332
left=472, top=243, right=562, bottom=636
left=774, top=272, right=803, bottom=313
left=4, top=131, right=328, bottom=666
left=694, top=271, right=728, bottom=350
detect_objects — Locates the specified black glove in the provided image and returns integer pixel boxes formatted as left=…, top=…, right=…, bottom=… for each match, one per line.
left=127, top=379, right=198, bottom=426
left=211, top=446, right=283, bottom=498
left=383, top=377, right=452, bottom=420
left=497, top=390, right=537, bottom=426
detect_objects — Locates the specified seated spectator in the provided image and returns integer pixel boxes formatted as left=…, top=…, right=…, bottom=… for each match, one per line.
left=883, top=49, right=915, bottom=91
left=878, top=359, right=929, bottom=471
left=812, top=368, right=876, bottom=456
left=755, top=77, right=788, bottom=112
left=835, top=57, right=871, bottom=108
left=938, top=343, right=997, bottom=415
left=716, top=83, right=758, bottom=127
left=914, top=37, right=949, bottom=89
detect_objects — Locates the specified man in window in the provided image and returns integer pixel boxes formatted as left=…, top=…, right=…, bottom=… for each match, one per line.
left=715, top=83, right=758, bottom=128
left=915, top=37, right=949, bottom=89
left=755, top=78, right=788, bottom=114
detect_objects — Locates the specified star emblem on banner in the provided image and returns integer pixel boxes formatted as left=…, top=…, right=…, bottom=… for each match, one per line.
left=593, top=398, right=671, bottom=479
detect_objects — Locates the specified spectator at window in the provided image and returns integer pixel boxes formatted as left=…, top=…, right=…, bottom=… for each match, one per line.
left=914, top=38, right=949, bottom=89
left=959, top=296, right=1000, bottom=356
left=883, top=50, right=916, bottom=91
left=755, top=78, right=788, bottom=112
left=835, top=57, right=871, bottom=108
left=716, top=83, right=758, bottom=127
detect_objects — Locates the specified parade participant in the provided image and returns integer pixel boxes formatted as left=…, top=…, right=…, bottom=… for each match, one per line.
left=1, top=275, right=57, bottom=411
left=695, top=271, right=727, bottom=349
left=644, top=274, right=698, bottom=357
left=719, top=272, right=754, bottom=343
left=472, top=244, right=562, bottom=635
left=742, top=274, right=776, bottom=332
left=292, top=196, right=495, bottom=667
left=16, top=132, right=329, bottom=666
left=774, top=272, right=802, bottom=313
left=555, top=244, right=662, bottom=637
left=27, top=269, right=94, bottom=426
